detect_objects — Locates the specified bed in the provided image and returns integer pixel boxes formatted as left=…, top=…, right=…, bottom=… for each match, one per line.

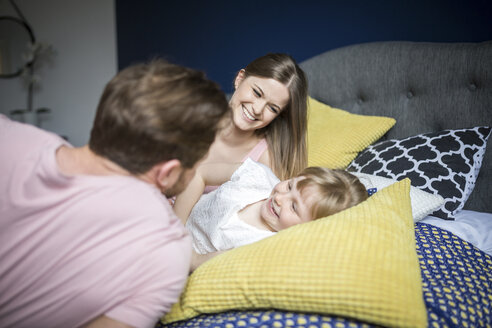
left=157, top=41, right=492, bottom=328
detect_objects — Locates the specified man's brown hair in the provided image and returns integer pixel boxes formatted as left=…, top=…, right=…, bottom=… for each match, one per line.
left=89, top=59, right=229, bottom=174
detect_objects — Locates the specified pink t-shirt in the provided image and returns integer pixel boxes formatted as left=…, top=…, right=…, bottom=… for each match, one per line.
left=0, top=116, right=191, bottom=328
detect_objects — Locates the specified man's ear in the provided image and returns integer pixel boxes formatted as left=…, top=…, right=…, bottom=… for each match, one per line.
left=154, top=159, right=182, bottom=192
left=234, top=69, right=246, bottom=89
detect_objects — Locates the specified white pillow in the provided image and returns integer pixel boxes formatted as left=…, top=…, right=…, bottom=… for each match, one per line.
left=421, top=210, right=492, bottom=256
left=351, top=172, right=444, bottom=222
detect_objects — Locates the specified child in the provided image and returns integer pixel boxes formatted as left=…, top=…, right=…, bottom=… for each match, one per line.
left=174, top=159, right=368, bottom=269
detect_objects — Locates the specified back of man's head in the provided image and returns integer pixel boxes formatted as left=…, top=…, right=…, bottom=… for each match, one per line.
left=89, top=59, right=229, bottom=174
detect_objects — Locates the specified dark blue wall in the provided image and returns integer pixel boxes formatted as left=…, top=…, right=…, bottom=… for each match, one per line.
left=116, top=0, right=492, bottom=94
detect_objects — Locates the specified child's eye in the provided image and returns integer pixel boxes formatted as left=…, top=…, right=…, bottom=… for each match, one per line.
left=287, top=181, right=292, bottom=190
left=292, top=202, right=297, bottom=213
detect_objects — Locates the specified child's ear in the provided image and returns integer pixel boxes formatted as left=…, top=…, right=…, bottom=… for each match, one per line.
left=234, top=69, right=246, bottom=89
left=155, top=159, right=182, bottom=192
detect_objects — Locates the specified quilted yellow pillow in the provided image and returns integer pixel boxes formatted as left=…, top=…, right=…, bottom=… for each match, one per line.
left=162, top=179, right=427, bottom=328
left=307, top=97, right=396, bottom=168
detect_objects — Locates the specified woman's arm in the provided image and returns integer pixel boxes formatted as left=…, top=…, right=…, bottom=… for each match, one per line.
left=173, top=162, right=242, bottom=224
left=173, top=172, right=205, bottom=224
left=190, top=250, right=226, bottom=272
left=84, top=316, right=133, bottom=328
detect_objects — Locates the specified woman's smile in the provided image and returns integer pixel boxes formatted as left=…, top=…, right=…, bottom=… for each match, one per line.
left=242, top=105, right=256, bottom=121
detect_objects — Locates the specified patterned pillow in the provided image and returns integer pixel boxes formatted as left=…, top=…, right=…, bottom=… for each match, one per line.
left=348, top=127, right=491, bottom=220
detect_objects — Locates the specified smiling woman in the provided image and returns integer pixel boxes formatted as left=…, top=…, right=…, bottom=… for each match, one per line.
left=199, top=53, right=308, bottom=186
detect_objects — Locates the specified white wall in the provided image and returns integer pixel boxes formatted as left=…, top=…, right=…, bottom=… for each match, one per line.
left=0, top=0, right=117, bottom=146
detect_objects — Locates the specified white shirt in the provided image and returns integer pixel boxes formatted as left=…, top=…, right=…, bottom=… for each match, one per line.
left=186, top=158, right=279, bottom=254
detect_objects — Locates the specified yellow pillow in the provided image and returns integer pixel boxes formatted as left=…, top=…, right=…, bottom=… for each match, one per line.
left=162, top=179, right=427, bottom=328
left=307, top=96, right=396, bottom=168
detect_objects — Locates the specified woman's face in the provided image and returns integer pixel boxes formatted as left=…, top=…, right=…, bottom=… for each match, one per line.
left=229, top=72, right=290, bottom=132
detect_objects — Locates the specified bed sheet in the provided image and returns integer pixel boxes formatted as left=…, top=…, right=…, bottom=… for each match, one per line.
left=421, top=210, right=492, bottom=256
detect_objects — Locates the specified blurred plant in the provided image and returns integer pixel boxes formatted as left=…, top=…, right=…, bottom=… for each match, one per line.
left=20, top=41, right=56, bottom=91
left=7, top=0, right=55, bottom=126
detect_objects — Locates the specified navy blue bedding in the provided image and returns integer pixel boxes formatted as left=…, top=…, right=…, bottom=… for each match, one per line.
left=157, top=223, right=492, bottom=328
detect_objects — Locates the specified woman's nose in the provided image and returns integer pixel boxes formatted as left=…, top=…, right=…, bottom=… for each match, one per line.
left=252, top=99, right=267, bottom=115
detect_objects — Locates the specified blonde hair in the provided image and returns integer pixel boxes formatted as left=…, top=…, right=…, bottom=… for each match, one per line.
left=296, top=167, right=368, bottom=220
left=242, top=53, right=308, bottom=180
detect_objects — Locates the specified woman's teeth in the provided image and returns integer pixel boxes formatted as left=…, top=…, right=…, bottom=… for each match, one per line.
left=242, top=106, right=256, bottom=121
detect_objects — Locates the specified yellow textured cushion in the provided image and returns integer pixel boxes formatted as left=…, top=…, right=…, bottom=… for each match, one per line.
left=307, top=97, right=396, bottom=168
left=162, top=179, right=427, bottom=328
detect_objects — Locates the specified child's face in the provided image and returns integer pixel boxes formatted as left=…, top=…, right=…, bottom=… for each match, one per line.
left=260, top=177, right=318, bottom=232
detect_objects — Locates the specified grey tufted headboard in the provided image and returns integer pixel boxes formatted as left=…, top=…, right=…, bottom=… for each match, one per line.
left=300, top=41, right=492, bottom=213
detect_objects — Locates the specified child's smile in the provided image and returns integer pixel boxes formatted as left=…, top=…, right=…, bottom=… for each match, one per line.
left=268, top=198, right=279, bottom=218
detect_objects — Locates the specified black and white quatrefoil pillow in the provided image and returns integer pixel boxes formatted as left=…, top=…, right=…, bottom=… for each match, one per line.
left=348, top=126, right=491, bottom=220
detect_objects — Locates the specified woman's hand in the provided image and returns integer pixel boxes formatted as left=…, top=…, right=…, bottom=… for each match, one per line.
left=174, top=162, right=242, bottom=224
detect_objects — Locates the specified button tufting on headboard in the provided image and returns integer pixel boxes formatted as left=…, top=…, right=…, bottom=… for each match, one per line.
left=300, top=41, right=492, bottom=213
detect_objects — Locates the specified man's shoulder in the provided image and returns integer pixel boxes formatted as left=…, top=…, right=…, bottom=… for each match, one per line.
left=0, top=116, right=67, bottom=161
left=82, top=178, right=173, bottom=219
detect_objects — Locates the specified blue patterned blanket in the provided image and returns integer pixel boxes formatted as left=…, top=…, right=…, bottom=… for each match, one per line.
left=157, top=223, right=492, bottom=328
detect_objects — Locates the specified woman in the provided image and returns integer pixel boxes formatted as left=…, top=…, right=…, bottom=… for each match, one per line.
left=203, top=53, right=308, bottom=183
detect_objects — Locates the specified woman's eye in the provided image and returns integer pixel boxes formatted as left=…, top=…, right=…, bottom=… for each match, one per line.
left=269, top=106, right=279, bottom=114
left=253, top=88, right=261, bottom=97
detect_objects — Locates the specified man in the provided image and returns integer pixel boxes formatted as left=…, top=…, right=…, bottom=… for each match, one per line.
left=0, top=60, right=229, bottom=327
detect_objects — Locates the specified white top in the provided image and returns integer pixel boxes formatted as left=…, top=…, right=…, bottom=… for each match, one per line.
left=186, top=158, right=279, bottom=254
